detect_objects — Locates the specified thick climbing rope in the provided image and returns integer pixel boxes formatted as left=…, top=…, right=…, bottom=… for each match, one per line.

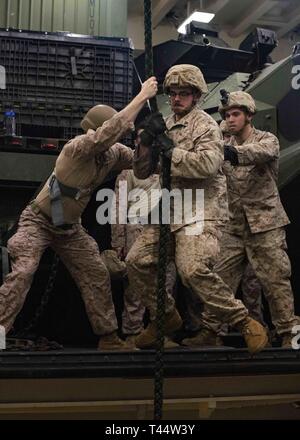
left=144, top=0, right=172, bottom=421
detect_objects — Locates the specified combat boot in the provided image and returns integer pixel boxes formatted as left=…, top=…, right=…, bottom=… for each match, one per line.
left=98, top=331, right=130, bottom=351
left=135, top=308, right=182, bottom=349
left=164, top=308, right=182, bottom=335
left=237, top=317, right=268, bottom=354
left=181, top=328, right=223, bottom=347
left=164, top=336, right=179, bottom=349
left=131, top=334, right=178, bottom=349
left=125, top=334, right=140, bottom=350
left=281, top=332, right=293, bottom=348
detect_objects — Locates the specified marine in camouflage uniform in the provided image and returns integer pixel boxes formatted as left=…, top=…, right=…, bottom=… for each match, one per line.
left=126, top=65, right=268, bottom=354
left=0, top=77, right=158, bottom=350
left=220, top=119, right=266, bottom=327
left=111, top=168, right=177, bottom=337
left=193, top=91, right=299, bottom=348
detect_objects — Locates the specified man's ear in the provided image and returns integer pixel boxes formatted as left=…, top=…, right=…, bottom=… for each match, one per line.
left=247, top=113, right=254, bottom=124
left=194, top=91, right=202, bottom=102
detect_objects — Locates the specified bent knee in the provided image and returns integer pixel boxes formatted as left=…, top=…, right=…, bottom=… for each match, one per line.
left=8, top=233, right=33, bottom=257
left=126, top=251, right=155, bottom=270
left=178, top=262, right=211, bottom=283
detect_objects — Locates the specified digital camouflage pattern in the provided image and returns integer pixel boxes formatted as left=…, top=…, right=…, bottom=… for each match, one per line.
left=112, top=170, right=176, bottom=335
left=163, top=64, right=208, bottom=94
left=200, top=126, right=299, bottom=336
left=0, top=114, right=135, bottom=336
left=101, top=250, right=127, bottom=280
left=202, top=227, right=300, bottom=335
left=165, top=106, right=229, bottom=231
left=35, top=113, right=134, bottom=224
left=126, top=223, right=248, bottom=326
left=112, top=202, right=145, bottom=335
left=223, top=128, right=290, bottom=234
left=129, top=102, right=252, bottom=328
left=0, top=206, right=118, bottom=335
left=242, top=263, right=266, bottom=326
left=111, top=169, right=160, bottom=254
left=219, top=91, right=256, bottom=117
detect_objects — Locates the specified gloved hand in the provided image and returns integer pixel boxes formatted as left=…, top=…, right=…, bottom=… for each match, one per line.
left=139, top=112, right=166, bottom=147
left=157, top=133, right=175, bottom=159
left=145, top=112, right=167, bottom=135
left=224, top=145, right=239, bottom=166
left=139, top=129, right=154, bottom=146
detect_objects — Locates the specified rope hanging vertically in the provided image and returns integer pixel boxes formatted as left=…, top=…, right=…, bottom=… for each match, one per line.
left=143, top=0, right=172, bottom=421
left=143, top=0, right=158, bottom=113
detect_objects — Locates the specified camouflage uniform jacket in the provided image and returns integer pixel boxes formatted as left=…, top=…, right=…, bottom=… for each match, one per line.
left=224, top=127, right=290, bottom=234
left=35, top=113, right=134, bottom=224
left=135, top=106, right=228, bottom=231
left=111, top=170, right=160, bottom=251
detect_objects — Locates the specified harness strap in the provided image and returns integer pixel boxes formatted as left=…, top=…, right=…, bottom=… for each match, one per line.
left=48, top=174, right=90, bottom=226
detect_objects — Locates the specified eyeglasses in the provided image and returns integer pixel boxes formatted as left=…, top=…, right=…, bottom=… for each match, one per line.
left=168, top=91, right=193, bottom=98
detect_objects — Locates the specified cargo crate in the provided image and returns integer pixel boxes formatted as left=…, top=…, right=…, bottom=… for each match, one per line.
left=0, top=29, right=133, bottom=139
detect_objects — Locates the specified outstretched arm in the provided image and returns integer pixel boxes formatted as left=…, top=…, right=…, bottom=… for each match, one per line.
left=63, top=77, right=158, bottom=160
left=118, top=76, right=158, bottom=123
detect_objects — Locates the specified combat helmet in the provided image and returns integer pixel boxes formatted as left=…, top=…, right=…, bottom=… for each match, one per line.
left=219, top=90, right=256, bottom=118
left=163, top=64, right=208, bottom=94
left=81, top=104, right=117, bottom=132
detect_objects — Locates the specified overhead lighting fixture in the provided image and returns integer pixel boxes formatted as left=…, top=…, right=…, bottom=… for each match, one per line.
left=177, top=11, right=215, bottom=34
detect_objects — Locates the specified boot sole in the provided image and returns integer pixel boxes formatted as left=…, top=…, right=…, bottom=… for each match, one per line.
left=165, top=320, right=183, bottom=337
left=98, top=344, right=139, bottom=351
left=136, top=336, right=180, bottom=350
left=136, top=315, right=183, bottom=349
left=181, top=340, right=224, bottom=347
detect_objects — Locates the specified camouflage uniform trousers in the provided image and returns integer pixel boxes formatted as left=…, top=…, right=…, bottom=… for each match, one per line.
left=171, top=266, right=265, bottom=336
left=178, top=284, right=204, bottom=332
left=201, top=226, right=299, bottom=335
left=122, top=224, right=177, bottom=335
left=0, top=205, right=117, bottom=335
left=242, top=263, right=266, bottom=326
left=122, top=224, right=144, bottom=335
left=126, top=223, right=248, bottom=327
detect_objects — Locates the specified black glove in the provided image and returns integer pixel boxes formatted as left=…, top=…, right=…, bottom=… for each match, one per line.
left=139, top=112, right=167, bottom=147
left=157, top=133, right=175, bottom=159
left=224, top=145, right=239, bottom=166
left=139, top=129, right=154, bottom=146
left=145, top=112, right=167, bottom=135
